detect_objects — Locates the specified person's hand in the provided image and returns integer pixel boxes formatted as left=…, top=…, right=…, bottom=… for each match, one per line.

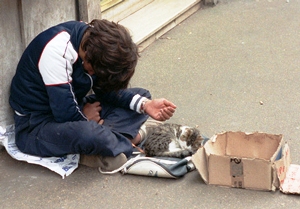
left=143, top=98, right=176, bottom=121
left=83, top=102, right=104, bottom=124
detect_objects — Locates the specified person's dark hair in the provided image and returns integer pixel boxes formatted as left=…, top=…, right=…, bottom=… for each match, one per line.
left=81, top=19, right=139, bottom=92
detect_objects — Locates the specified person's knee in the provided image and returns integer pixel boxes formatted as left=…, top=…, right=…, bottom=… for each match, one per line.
left=75, top=122, right=115, bottom=155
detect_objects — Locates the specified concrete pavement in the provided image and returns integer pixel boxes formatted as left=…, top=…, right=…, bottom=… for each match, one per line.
left=1, top=0, right=300, bottom=208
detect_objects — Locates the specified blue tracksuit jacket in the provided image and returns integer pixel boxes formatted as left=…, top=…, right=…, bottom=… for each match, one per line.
left=9, top=21, right=146, bottom=125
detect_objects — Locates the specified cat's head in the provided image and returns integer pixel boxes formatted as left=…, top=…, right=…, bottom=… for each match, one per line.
left=186, top=128, right=204, bottom=152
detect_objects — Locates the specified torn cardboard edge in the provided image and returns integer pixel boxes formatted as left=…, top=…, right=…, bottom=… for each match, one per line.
left=277, top=143, right=300, bottom=194
left=280, top=164, right=300, bottom=194
left=192, top=131, right=300, bottom=194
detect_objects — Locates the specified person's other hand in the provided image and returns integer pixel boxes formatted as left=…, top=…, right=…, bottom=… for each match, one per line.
left=83, top=102, right=104, bottom=124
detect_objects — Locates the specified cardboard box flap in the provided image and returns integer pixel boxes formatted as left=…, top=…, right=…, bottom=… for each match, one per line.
left=192, top=147, right=208, bottom=184
left=205, top=133, right=227, bottom=155
left=225, top=132, right=282, bottom=160
left=273, top=143, right=300, bottom=194
left=280, top=164, right=300, bottom=194
left=274, top=143, right=291, bottom=188
left=204, top=132, right=282, bottom=160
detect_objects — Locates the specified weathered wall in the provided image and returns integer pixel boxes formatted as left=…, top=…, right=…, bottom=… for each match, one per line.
left=20, top=0, right=77, bottom=46
left=0, top=0, right=22, bottom=126
left=78, top=0, right=102, bottom=22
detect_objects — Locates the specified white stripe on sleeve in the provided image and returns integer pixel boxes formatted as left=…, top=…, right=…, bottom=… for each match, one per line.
left=130, top=94, right=149, bottom=113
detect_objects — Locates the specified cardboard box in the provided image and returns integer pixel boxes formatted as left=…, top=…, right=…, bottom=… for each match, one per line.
left=192, top=131, right=288, bottom=191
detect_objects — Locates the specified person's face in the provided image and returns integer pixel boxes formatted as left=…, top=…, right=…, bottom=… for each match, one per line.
left=79, top=46, right=95, bottom=75
left=82, top=61, right=94, bottom=75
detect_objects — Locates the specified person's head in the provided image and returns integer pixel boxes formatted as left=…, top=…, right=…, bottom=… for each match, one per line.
left=80, top=19, right=139, bottom=92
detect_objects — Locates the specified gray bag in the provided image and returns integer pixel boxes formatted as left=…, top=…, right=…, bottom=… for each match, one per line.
left=99, top=153, right=195, bottom=178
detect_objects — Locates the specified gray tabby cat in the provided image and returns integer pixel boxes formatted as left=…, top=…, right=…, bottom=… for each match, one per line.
left=142, top=123, right=204, bottom=158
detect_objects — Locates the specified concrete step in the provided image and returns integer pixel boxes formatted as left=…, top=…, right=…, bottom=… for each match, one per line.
left=119, top=0, right=202, bottom=51
left=102, top=0, right=154, bottom=22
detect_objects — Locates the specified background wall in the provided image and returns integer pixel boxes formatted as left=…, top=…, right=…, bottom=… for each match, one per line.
left=20, top=0, right=78, bottom=47
left=0, top=0, right=101, bottom=127
left=0, top=0, right=22, bottom=126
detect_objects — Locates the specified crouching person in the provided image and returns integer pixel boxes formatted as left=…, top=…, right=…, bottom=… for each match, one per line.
left=9, top=19, right=176, bottom=172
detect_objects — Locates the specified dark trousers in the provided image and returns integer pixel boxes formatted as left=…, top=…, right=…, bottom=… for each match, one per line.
left=14, top=88, right=150, bottom=158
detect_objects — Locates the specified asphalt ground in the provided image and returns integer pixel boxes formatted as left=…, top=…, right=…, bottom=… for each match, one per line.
left=1, top=0, right=300, bottom=208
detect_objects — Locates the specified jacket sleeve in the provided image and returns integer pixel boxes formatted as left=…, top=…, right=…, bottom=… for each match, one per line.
left=39, top=31, right=87, bottom=122
left=93, top=88, right=149, bottom=114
